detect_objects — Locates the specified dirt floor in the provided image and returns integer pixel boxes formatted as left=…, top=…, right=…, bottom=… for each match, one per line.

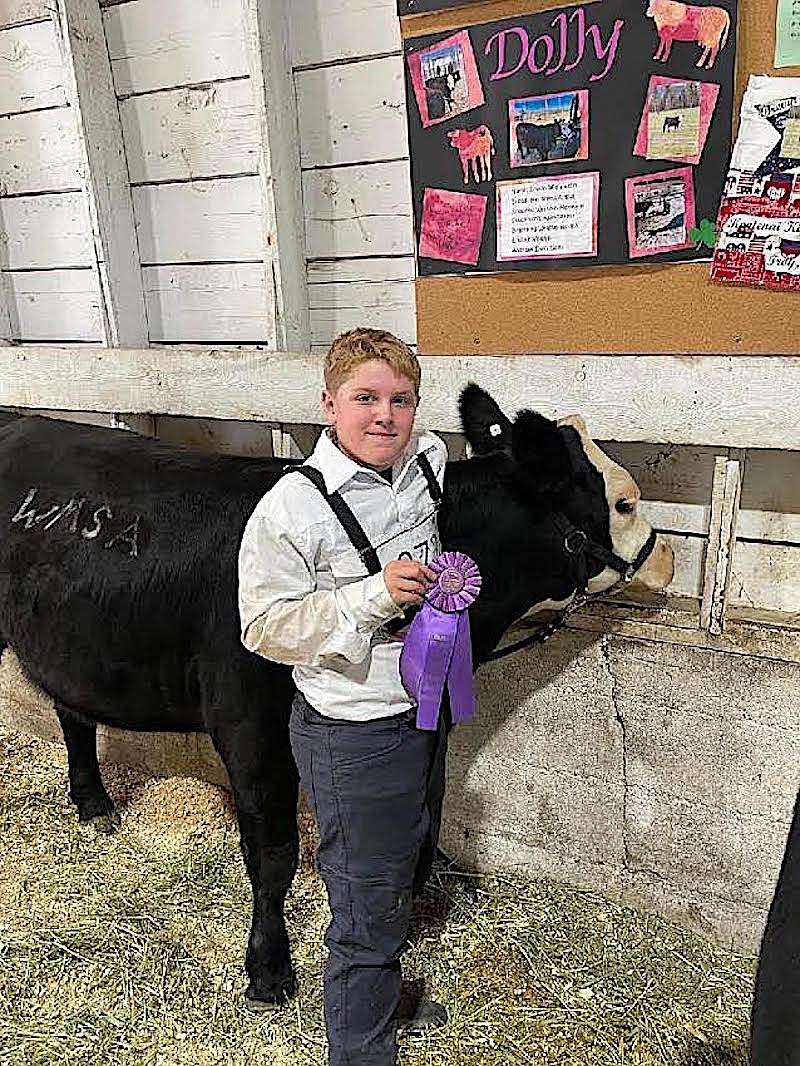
left=0, top=728, right=756, bottom=1066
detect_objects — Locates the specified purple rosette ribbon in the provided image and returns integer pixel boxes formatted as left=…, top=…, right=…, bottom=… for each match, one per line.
left=400, top=551, right=482, bottom=731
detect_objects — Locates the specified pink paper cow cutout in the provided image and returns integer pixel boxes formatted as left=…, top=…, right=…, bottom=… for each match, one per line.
left=646, top=0, right=731, bottom=69
left=447, top=125, right=496, bottom=184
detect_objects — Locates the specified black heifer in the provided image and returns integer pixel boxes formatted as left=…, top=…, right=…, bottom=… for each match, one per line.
left=0, top=386, right=672, bottom=1008
left=516, top=120, right=562, bottom=162
left=750, top=792, right=800, bottom=1066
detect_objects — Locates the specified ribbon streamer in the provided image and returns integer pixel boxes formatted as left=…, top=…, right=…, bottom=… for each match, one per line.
left=399, top=551, right=482, bottom=731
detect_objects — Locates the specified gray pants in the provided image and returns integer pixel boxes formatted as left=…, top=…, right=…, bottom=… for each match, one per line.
left=289, top=692, right=448, bottom=1066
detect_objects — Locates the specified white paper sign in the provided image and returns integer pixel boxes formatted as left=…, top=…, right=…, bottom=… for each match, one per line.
left=496, top=173, right=599, bottom=260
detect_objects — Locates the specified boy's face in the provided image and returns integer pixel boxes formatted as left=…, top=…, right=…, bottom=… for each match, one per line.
left=322, top=359, right=418, bottom=471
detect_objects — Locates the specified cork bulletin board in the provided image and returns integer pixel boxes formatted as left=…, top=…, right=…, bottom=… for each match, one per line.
left=400, top=0, right=800, bottom=354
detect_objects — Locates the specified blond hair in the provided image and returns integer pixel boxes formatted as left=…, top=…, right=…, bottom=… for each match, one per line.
left=324, top=328, right=421, bottom=395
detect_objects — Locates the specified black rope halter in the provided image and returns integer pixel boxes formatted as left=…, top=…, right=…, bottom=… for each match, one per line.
left=484, top=518, right=659, bottom=663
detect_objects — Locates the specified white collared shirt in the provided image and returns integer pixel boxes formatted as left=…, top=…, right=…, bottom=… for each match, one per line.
left=238, top=428, right=446, bottom=721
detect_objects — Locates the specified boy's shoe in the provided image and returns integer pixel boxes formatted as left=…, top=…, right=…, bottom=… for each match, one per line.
left=396, top=996, right=449, bottom=1036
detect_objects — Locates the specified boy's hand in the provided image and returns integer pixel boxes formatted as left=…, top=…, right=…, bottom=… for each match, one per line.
left=383, top=559, right=436, bottom=607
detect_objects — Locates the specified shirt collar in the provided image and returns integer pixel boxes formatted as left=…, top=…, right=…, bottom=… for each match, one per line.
left=308, top=428, right=439, bottom=494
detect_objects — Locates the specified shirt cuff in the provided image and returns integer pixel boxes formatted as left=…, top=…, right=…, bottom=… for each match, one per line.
left=336, top=572, right=404, bottom=634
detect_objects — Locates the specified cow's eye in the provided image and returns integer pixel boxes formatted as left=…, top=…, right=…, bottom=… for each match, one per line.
left=616, top=499, right=636, bottom=515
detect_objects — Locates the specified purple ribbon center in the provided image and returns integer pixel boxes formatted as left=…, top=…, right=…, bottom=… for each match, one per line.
left=399, top=551, right=482, bottom=731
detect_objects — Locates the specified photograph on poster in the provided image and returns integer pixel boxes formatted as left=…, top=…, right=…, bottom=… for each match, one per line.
left=406, top=29, right=485, bottom=128
left=625, top=167, right=696, bottom=257
left=508, top=91, right=589, bottom=168
left=633, top=77, right=720, bottom=165
left=496, top=173, right=599, bottom=260
left=419, top=187, right=487, bottom=265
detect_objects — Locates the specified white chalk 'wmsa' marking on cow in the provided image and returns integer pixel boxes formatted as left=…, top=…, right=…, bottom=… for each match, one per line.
left=10, top=487, right=142, bottom=557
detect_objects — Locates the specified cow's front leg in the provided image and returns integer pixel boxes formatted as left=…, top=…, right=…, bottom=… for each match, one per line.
left=696, top=44, right=710, bottom=66
left=55, top=703, right=119, bottom=833
left=461, top=156, right=469, bottom=183
left=471, top=155, right=480, bottom=183
left=214, top=722, right=299, bottom=1008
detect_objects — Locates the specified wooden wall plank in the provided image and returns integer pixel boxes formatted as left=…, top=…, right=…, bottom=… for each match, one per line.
left=303, top=161, right=413, bottom=258
left=0, top=271, right=11, bottom=339
left=0, top=20, right=66, bottom=114
left=1, top=351, right=798, bottom=452
left=57, top=0, right=148, bottom=347
left=296, top=55, right=407, bottom=168
left=0, top=108, right=79, bottom=194
left=602, top=441, right=715, bottom=536
left=289, top=0, right=399, bottom=67
left=103, top=0, right=249, bottom=97
left=243, top=0, right=310, bottom=351
left=731, top=542, right=800, bottom=615
left=308, top=256, right=415, bottom=347
left=0, top=1, right=49, bottom=29
left=5, top=268, right=103, bottom=341
left=142, top=263, right=272, bottom=342
left=132, top=177, right=263, bottom=264
left=120, top=79, right=259, bottom=183
left=739, top=449, right=800, bottom=544
left=0, top=191, right=93, bottom=268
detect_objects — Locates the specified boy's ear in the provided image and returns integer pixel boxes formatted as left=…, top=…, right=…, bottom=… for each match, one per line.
left=321, top=388, right=336, bottom=425
left=458, top=383, right=512, bottom=455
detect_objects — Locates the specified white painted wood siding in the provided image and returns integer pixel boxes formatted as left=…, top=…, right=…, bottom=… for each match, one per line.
left=0, top=20, right=66, bottom=114
left=132, top=177, right=263, bottom=264
left=296, top=56, right=408, bottom=170
left=0, top=15, right=101, bottom=344
left=0, top=101, right=79, bottom=194
left=303, top=161, right=414, bottom=259
left=142, top=263, right=272, bottom=343
left=0, top=192, right=93, bottom=269
left=120, top=80, right=259, bottom=185
left=5, top=269, right=103, bottom=340
left=289, top=2, right=415, bottom=348
left=103, top=0, right=249, bottom=97
left=289, top=0, right=399, bottom=67
left=0, top=1, right=49, bottom=30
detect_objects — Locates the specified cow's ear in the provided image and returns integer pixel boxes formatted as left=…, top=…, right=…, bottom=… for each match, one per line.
left=458, top=383, right=512, bottom=455
left=511, top=410, right=572, bottom=494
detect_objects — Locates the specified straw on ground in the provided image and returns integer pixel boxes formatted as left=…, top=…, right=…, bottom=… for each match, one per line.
left=0, top=729, right=755, bottom=1066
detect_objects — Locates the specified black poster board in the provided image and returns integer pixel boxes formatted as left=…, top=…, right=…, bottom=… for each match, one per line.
left=403, top=0, right=737, bottom=275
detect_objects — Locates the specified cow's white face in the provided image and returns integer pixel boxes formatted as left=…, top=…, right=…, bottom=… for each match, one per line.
left=557, top=415, right=674, bottom=593
left=457, top=385, right=674, bottom=603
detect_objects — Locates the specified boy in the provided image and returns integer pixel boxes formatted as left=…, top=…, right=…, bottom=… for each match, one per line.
left=238, top=327, right=450, bottom=1066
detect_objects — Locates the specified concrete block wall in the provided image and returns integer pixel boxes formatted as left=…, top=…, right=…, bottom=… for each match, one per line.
left=441, top=632, right=800, bottom=952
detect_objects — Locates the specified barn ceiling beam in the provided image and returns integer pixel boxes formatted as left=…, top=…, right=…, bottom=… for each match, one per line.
left=243, top=0, right=310, bottom=351
left=0, top=348, right=797, bottom=453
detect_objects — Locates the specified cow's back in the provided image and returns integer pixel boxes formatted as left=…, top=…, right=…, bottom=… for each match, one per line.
left=0, top=417, right=287, bottom=730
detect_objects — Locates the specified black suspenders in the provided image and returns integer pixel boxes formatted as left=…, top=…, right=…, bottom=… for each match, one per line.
left=289, top=452, right=442, bottom=577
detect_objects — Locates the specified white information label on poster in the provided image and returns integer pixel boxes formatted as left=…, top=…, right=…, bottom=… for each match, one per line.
left=496, top=173, right=600, bottom=261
